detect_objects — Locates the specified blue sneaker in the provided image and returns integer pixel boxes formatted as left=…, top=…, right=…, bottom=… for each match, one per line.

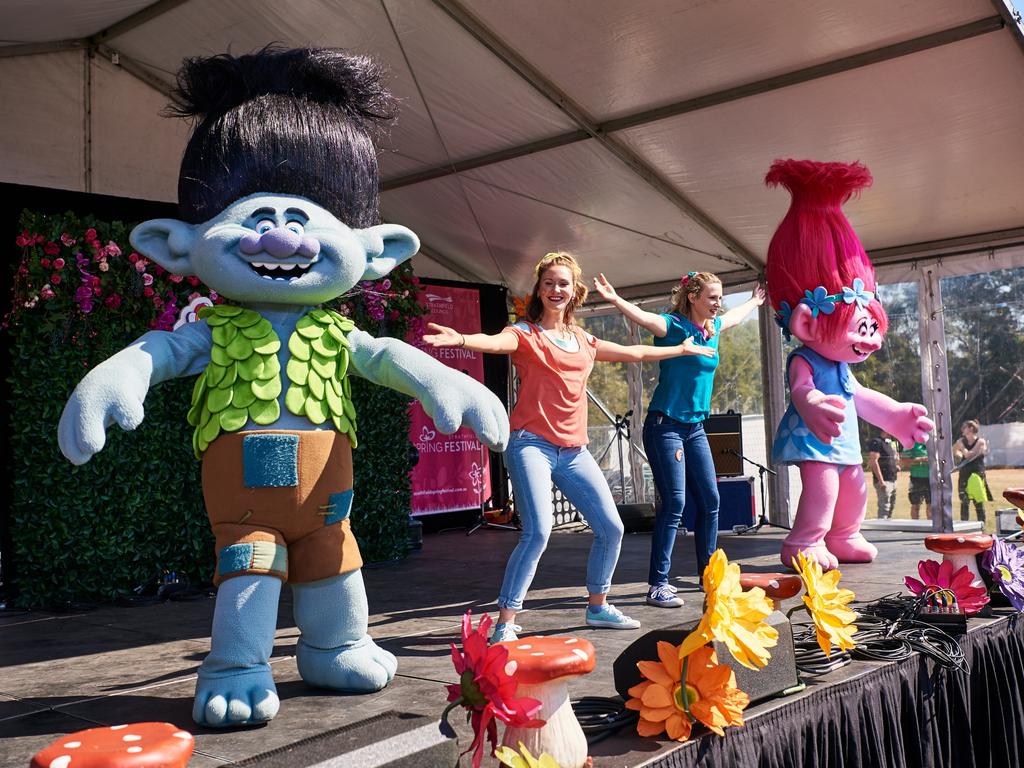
left=646, top=584, right=684, bottom=608
left=489, top=623, right=521, bottom=644
left=586, top=603, right=641, bottom=630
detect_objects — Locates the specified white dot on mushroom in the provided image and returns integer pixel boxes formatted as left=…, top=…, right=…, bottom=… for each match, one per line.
left=123, top=734, right=141, bottom=742
left=62, top=741, right=81, bottom=748
left=504, top=660, right=517, bottom=676
left=127, top=746, right=143, bottom=753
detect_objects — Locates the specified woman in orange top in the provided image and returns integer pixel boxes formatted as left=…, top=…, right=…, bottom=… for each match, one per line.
left=424, top=252, right=712, bottom=642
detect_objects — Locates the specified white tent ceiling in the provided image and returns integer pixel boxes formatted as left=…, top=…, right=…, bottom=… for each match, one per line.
left=3, top=0, right=1024, bottom=298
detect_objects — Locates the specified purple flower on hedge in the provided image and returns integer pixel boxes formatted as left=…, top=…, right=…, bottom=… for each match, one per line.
left=983, top=538, right=1024, bottom=611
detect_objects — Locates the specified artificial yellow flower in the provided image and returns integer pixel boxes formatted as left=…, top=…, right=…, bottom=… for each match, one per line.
left=793, top=549, right=858, bottom=656
left=678, top=549, right=779, bottom=669
left=495, top=742, right=562, bottom=768
left=626, top=642, right=749, bottom=741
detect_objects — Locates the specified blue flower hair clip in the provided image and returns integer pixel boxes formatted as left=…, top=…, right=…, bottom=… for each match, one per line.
left=774, top=301, right=793, bottom=341
left=841, top=277, right=875, bottom=309
left=680, top=270, right=697, bottom=286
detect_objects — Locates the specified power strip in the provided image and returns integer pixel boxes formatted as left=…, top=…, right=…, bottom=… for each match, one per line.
left=914, top=609, right=967, bottom=635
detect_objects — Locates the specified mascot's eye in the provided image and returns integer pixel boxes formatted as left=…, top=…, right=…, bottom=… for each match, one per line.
left=285, top=221, right=305, bottom=236
left=255, top=219, right=275, bottom=235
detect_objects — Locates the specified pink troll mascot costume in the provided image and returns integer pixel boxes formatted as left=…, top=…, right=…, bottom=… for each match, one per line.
left=765, top=159, right=934, bottom=570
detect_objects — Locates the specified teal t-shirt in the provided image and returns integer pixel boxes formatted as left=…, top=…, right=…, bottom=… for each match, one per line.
left=648, top=314, right=721, bottom=423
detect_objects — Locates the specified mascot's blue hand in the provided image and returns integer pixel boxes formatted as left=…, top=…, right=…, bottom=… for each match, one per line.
left=58, top=360, right=149, bottom=465
left=425, top=373, right=510, bottom=452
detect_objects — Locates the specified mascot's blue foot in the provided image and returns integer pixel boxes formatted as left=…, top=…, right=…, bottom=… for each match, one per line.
left=192, top=667, right=280, bottom=727
left=296, top=634, right=397, bottom=692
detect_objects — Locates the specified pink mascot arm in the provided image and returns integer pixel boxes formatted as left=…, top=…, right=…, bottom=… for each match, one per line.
left=853, top=386, right=935, bottom=449
left=789, top=356, right=846, bottom=444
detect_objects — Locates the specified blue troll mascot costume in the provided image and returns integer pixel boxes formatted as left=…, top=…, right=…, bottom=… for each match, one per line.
left=57, top=48, right=509, bottom=727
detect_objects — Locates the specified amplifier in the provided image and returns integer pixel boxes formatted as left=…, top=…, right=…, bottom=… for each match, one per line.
left=681, top=476, right=755, bottom=532
left=704, top=413, right=743, bottom=477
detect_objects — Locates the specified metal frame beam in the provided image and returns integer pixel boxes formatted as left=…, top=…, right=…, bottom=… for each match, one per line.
left=0, top=40, right=85, bottom=58
left=89, top=0, right=193, bottom=46
left=429, top=0, right=761, bottom=271
left=384, top=14, right=1002, bottom=197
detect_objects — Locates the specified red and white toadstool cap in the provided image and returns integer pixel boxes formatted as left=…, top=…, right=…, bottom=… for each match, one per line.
left=495, top=636, right=596, bottom=685
left=30, top=722, right=194, bottom=768
left=739, top=572, right=803, bottom=600
left=924, top=533, right=993, bottom=556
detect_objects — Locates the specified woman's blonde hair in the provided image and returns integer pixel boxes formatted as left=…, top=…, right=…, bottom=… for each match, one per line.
left=669, top=271, right=721, bottom=338
left=526, top=252, right=588, bottom=327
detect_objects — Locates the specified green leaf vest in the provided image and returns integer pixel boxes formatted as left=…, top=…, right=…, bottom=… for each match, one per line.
left=187, top=306, right=358, bottom=457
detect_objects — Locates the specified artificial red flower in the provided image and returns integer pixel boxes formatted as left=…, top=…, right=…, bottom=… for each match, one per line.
left=39, top=258, right=51, bottom=269
left=53, top=257, right=65, bottom=270
left=905, top=559, right=989, bottom=614
left=443, top=612, right=544, bottom=768
left=143, top=287, right=154, bottom=297
left=15, top=230, right=31, bottom=247
left=50, top=274, right=61, bottom=285
left=43, top=241, right=60, bottom=256
left=84, top=228, right=97, bottom=242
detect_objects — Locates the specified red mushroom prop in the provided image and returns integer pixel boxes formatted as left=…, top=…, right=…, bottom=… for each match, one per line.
left=31, top=723, right=194, bottom=768
left=739, top=573, right=803, bottom=611
left=924, top=533, right=994, bottom=589
left=495, top=635, right=596, bottom=768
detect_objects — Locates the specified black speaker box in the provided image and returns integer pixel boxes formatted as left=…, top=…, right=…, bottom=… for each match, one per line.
left=612, top=611, right=799, bottom=705
left=234, top=711, right=458, bottom=767
left=617, top=502, right=656, bottom=533
left=704, top=413, right=743, bottom=477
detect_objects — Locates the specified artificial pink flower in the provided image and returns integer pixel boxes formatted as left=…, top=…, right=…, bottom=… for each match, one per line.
left=168, top=274, right=184, bottom=283
left=105, top=294, right=122, bottom=309
left=43, top=241, right=60, bottom=256
left=99, top=261, right=109, bottom=272
left=143, top=287, right=154, bottom=297
left=50, top=274, right=61, bottom=285
left=103, top=241, right=121, bottom=258
left=443, top=612, right=544, bottom=768
left=84, top=228, right=98, bottom=242
left=187, top=276, right=201, bottom=286
left=40, top=286, right=55, bottom=300
left=135, top=261, right=147, bottom=273
left=53, top=258, right=65, bottom=270
left=142, top=273, right=154, bottom=286
left=905, top=559, right=989, bottom=614
left=40, top=258, right=51, bottom=269
left=15, top=230, right=31, bottom=247
left=60, top=233, right=76, bottom=246
left=128, top=251, right=139, bottom=263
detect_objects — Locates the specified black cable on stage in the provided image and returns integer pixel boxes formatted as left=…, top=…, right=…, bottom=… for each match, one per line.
left=571, top=697, right=637, bottom=745
left=849, top=594, right=969, bottom=673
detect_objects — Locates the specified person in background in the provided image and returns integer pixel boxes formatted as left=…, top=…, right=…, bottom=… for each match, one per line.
left=424, top=252, right=714, bottom=642
left=592, top=271, right=764, bottom=607
left=866, top=431, right=899, bottom=519
left=954, top=419, right=992, bottom=523
left=901, top=441, right=931, bottom=520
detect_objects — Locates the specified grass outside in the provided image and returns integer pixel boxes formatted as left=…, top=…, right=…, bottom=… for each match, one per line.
left=871, top=467, right=1024, bottom=534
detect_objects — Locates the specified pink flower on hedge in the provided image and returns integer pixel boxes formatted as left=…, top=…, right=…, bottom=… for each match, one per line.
left=905, top=559, right=989, bottom=614
left=143, top=287, right=154, bottom=297
left=15, top=230, right=32, bottom=247
left=40, top=258, right=51, bottom=269
left=105, top=294, right=122, bottom=309
left=40, top=286, right=55, bottom=300
left=142, top=273, right=154, bottom=286
left=103, top=241, right=121, bottom=258
left=187, top=276, right=200, bottom=287
left=99, top=261, right=109, bottom=272
left=169, top=274, right=184, bottom=283
left=92, top=286, right=102, bottom=297
left=43, top=241, right=60, bottom=256
left=53, top=258, right=65, bottom=270
left=135, top=261, right=147, bottom=273
left=60, top=233, right=76, bottom=246
left=128, top=251, right=139, bottom=263
left=84, top=228, right=98, bottom=242
left=50, top=274, right=62, bottom=285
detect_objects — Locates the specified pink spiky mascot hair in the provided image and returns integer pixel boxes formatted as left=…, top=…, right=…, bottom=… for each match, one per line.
left=764, top=159, right=888, bottom=342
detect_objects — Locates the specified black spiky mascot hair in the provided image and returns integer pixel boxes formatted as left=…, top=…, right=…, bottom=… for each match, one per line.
left=171, top=46, right=396, bottom=227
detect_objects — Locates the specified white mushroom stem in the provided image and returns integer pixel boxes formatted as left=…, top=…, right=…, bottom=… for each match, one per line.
left=502, top=677, right=587, bottom=768
left=943, top=553, right=985, bottom=589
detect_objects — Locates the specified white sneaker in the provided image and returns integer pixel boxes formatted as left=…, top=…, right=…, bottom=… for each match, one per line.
left=585, top=603, right=641, bottom=629
left=489, top=623, right=522, bottom=643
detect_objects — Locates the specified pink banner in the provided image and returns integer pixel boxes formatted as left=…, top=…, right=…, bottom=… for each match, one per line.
left=410, top=285, right=493, bottom=515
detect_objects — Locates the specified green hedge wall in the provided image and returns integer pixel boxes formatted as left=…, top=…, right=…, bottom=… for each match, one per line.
left=6, top=210, right=425, bottom=608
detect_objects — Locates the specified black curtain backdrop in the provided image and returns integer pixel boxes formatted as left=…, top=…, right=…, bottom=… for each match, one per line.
left=649, top=613, right=1024, bottom=768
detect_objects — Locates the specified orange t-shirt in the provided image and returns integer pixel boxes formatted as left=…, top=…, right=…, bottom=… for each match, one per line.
left=503, top=322, right=599, bottom=447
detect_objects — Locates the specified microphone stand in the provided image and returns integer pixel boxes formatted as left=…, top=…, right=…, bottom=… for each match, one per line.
left=727, top=449, right=790, bottom=534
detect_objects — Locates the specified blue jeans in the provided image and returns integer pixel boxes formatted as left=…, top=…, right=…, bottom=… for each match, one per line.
left=498, top=429, right=624, bottom=611
left=643, top=414, right=720, bottom=585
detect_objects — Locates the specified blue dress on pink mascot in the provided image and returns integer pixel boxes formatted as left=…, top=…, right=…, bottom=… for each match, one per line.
left=57, top=48, right=509, bottom=727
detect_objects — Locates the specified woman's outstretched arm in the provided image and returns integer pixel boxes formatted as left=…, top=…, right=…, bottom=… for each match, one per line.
left=592, top=273, right=669, bottom=337
left=719, top=285, right=766, bottom=332
left=422, top=322, right=519, bottom=354
left=595, top=337, right=715, bottom=363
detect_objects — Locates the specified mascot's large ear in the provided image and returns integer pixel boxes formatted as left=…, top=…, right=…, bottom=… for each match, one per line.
left=356, top=224, right=420, bottom=281
left=130, top=219, right=199, bottom=275
left=788, top=302, right=821, bottom=343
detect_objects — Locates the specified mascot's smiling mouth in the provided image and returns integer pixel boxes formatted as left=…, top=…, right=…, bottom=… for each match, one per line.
left=249, top=261, right=316, bottom=280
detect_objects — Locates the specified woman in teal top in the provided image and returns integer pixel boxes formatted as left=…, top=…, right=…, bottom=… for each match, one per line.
left=594, top=272, right=764, bottom=606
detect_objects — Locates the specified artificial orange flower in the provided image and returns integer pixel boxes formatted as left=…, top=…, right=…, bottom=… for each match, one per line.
left=793, top=550, right=858, bottom=656
left=626, top=642, right=749, bottom=741
left=678, top=549, right=778, bottom=669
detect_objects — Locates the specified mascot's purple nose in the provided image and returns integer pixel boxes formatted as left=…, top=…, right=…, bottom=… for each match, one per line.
left=259, top=228, right=302, bottom=258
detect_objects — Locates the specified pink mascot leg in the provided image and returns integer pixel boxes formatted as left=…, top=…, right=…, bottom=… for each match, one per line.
left=824, top=464, right=877, bottom=563
left=781, top=461, right=839, bottom=571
